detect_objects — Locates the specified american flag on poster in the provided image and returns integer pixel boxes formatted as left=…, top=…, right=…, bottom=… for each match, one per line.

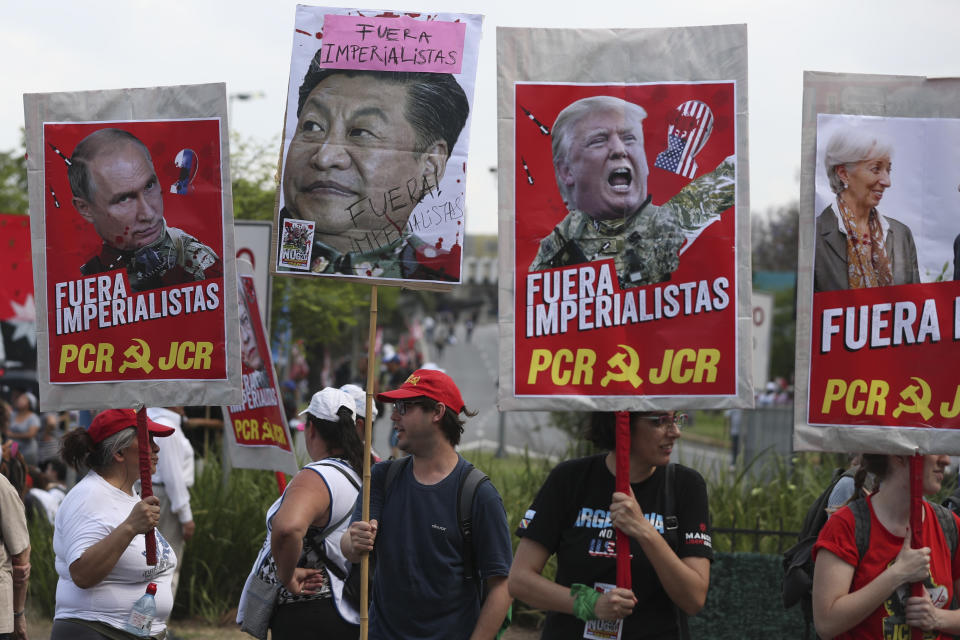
left=654, top=100, right=714, bottom=179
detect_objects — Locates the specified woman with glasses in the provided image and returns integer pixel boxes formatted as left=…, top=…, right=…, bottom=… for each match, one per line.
left=509, top=411, right=712, bottom=639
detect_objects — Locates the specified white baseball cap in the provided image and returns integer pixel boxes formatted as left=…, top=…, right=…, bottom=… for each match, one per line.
left=340, top=384, right=378, bottom=420
left=299, top=387, right=356, bottom=422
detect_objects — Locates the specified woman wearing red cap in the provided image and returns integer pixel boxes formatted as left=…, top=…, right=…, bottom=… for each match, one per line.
left=50, top=409, right=176, bottom=640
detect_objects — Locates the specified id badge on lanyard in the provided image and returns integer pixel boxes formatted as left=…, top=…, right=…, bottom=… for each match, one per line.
left=583, top=582, right=623, bottom=640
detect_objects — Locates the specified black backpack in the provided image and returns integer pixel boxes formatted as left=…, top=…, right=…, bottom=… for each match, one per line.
left=782, top=468, right=857, bottom=636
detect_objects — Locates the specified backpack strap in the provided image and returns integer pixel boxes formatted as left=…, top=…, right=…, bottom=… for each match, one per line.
left=661, top=463, right=689, bottom=640
left=457, top=462, right=490, bottom=591
left=848, top=498, right=872, bottom=561
left=931, top=502, right=959, bottom=560
left=384, top=456, right=410, bottom=495
left=313, top=461, right=361, bottom=491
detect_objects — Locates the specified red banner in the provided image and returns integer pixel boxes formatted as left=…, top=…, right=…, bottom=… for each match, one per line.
left=513, top=82, right=738, bottom=398
left=42, top=120, right=227, bottom=383
left=224, top=274, right=291, bottom=453
left=809, top=281, right=960, bottom=428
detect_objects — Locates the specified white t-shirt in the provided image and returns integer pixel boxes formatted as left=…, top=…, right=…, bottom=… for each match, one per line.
left=53, top=471, right=176, bottom=633
left=148, top=407, right=195, bottom=523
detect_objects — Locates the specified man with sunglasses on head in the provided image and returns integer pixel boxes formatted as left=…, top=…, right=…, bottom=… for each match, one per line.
left=509, top=411, right=712, bottom=640
left=341, top=369, right=513, bottom=639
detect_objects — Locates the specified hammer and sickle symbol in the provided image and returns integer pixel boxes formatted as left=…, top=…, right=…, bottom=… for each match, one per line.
left=600, top=344, right=643, bottom=388
left=892, top=377, right=933, bottom=421
left=118, top=338, right=154, bottom=374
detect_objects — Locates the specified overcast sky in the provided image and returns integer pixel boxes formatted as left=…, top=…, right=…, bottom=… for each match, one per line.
left=4, top=0, right=958, bottom=234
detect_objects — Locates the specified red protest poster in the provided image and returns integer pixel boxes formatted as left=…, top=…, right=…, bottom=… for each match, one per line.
left=0, top=214, right=35, bottom=369
left=223, top=269, right=296, bottom=474
left=512, top=82, right=738, bottom=400
left=42, top=119, right=227, bottom=383
left=802, top=112, right=960, bottom=434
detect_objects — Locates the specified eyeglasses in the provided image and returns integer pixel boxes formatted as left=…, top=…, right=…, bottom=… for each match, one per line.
left=394, top=399, right=429, bottom=416
left=645, top=413, right=689, bottom=430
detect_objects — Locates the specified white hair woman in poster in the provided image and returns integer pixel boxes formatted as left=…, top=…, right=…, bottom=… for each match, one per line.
left=814, top=128, right=920, bottom=292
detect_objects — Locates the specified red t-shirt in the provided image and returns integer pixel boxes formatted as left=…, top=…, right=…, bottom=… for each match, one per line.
left=813, top=497, right=960, bottom=640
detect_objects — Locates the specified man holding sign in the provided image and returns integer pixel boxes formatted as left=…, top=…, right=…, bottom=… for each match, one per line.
left=341, top=369, right=512, bottom=639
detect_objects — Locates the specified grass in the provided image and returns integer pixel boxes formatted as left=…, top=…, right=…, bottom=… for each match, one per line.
left=685, top=410, right=729, bottom=444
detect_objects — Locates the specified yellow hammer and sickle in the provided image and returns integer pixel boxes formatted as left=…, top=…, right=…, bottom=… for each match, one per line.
left=600, top=344, right=643, bottom=389
left=118, top=338, right=154, bottom=374
left=892, top=376, right=933, bottom=422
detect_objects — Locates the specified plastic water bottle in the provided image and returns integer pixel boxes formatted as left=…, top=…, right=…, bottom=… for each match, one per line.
left=123, top=582, right=157, bottom=636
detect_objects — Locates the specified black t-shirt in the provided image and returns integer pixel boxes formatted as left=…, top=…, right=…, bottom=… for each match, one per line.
left=516, top=455, right=713, bottom=639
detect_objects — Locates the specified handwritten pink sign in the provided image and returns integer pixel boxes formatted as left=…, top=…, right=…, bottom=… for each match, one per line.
left=319, top=14, right=465, bottom=74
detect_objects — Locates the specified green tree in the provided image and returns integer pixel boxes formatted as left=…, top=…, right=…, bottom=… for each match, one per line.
left=752, top=203, right=799, bottom=382
left=230, top=132, right=281, bottom=221
left=0, top=131, right=27, bottom=215
left=752, top=202, right=799, bottom=273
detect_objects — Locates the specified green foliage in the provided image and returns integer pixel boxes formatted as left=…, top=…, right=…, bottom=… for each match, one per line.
left=229, top=133, right=280, bottom=222
left=464, top=450, right=557, bottom=627
left=0, top=132, right=28, bottom=215
left=707, top=452, right=840, bottom=553
left=27, top=515, right=56, bottom=618
left=768, top=287, right=797, bottom=382
left=752, top=202, right=799, bottom=273
left=271, top=277, right=374, bottom=353
left=175, top=454, right=282, bottom=621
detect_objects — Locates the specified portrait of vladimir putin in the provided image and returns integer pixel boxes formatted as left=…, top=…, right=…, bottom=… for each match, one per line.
left=68, top=128, right=222, bottom=293
left=277, top=50, right=470, bottom=280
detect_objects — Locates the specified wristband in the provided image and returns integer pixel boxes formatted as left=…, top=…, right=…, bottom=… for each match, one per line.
left=13, top=610, right=24, bottom=618
left=570, top=583, right=600, bottom=622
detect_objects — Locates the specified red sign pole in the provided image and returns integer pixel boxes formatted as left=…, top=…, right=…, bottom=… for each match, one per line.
left=136, top=407, right=157, bottom=566
left=615, top=411, right=632, bottom=590
left=275, top=471, right=288, bottom=494
left=910, top=453, right=924, bottom=640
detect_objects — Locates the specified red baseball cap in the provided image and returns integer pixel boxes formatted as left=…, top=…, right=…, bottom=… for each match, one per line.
left=88, top=409, right=174, bottom=443
left=377, top=369, right=466, bottom=414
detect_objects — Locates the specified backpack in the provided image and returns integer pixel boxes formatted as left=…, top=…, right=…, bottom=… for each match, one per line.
left=782, top=468, right=857, bottom=636
left=943, top=485, right=960, bottom=517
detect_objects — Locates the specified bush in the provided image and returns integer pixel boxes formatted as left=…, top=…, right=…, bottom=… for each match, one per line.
left=175, top=452, right=282, bottom=621
left=27, top=515, right=56, bottom=618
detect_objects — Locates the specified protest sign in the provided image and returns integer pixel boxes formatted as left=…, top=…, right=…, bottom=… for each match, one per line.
left=223, top=260, right=297, bottom=475
left=497, top=25, right=752, bottom=411
left=0, top=214, right=35, bottom=371
left=235, top=221, right=273, bottom=329
left=795, top=72, right=960, bottom=454
left=24, top=83, right=241, bottom=411
left=270, top=5, right=483, bottom=289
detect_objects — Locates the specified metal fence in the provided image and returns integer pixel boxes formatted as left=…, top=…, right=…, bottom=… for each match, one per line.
left=740, top=406, right=795, bottom=467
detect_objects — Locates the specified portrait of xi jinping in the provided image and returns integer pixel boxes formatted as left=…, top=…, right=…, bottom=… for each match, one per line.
left=278, top=51, right=470, bottom=279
